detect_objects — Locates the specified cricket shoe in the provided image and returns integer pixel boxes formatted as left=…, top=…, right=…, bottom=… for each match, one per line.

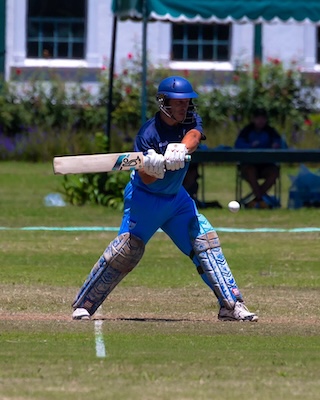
left=72, top=308, right=91, bottom=320
left=218, top=301, right=258, bottom=322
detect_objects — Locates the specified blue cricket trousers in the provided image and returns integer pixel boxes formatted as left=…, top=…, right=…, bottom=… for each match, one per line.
left=119, top=181, right=198, bottom=257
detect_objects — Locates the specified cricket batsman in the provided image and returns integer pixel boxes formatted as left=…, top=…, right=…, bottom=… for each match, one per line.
left=72, top=76, right=258, bottom=322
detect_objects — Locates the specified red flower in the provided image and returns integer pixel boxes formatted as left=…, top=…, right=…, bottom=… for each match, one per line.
left=127, top=53, right=133, bottom=60
left=16, top=68, right=22, bottom=75
left=267, top=57, right=281, bottom=65
left=183, top=69, right=189, bottom=77
left=233, top=75, right=240, bottom=82
left=125, top=86, right=132, bottom=94
left=101, top=65, right=107, bottom=71
left=304, top=119, right=312, bottom=126
left=254, top=58, right=262, bottom=67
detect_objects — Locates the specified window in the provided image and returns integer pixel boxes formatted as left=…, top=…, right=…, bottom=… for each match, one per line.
left=171, top=23, right=231, bottom=62
left=27, top=0, right=86, bottom=59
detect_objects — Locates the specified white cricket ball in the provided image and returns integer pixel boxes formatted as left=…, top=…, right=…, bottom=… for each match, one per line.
left=228, top=200, right=240, bottom=213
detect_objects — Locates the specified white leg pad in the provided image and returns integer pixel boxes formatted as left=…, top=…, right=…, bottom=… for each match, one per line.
left=72, top=232, right=144, bottom=315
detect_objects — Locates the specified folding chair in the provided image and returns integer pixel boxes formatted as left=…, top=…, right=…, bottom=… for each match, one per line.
left=235, top=163, right=281, bottom=208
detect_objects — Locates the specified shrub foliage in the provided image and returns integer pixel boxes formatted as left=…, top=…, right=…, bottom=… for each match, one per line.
left=61, top=132, right=130, bottom=210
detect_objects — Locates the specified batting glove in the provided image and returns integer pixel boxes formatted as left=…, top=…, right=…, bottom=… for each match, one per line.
left=164, top=143, right=188, bottom=171
left=143, top=149, right=165, bottom=179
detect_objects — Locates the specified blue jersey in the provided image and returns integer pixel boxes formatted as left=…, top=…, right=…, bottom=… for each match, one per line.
left=131, top=111, right=204, bottom=195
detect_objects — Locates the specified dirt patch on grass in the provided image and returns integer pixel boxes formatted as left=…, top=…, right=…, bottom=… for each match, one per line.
left=0, top=285, right=319, bottom=334
left=1, top=312, right=319, bottom=328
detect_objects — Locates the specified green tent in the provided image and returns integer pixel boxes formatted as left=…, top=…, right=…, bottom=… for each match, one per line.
left=113, top=0, right=320, bottom=23
left=106, top=0, right=320, bottom=138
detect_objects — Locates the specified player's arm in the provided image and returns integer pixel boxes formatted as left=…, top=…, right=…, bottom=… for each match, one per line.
left=164, top=127, right=203, bottom=171
left=138, top=169, right=158, bottom=185
left=181, top=129, right=202, bottom=154
left=182, top=113, right=204, bottom=153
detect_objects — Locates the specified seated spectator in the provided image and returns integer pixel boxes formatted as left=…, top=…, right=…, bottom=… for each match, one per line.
left=235, top=109, right=282, bottom=208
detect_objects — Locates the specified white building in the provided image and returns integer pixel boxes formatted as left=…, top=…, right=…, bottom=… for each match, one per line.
left=4, top=0, right=320, bottom=81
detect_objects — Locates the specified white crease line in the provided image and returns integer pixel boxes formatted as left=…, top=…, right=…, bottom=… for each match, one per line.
left=94, top=308, right=107, bottom=358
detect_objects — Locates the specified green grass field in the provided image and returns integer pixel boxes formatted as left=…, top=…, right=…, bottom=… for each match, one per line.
left=0, top=161, right=319, bottom=400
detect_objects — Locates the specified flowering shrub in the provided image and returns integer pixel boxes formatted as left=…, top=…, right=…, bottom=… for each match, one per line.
left=231, top=58, right=317, bottom=130
left=0, top=55, right=318, bottom=162
left=101, top=51, right=169, bottom=135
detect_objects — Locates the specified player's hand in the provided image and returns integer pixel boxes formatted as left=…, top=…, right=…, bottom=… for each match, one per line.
left=164, top=143, right=188, bottom=171
left=143, top=149, right=165, bottom=179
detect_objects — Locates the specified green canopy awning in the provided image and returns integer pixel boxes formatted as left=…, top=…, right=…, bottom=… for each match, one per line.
left=112, top=0, right=320, bottom=23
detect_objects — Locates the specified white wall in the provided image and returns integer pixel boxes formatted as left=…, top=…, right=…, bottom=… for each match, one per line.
left=231, top=23, right=254, bottom=66
left=263, top=23, right=317, bottom=68
left=5, top=0, right=27, bottom=79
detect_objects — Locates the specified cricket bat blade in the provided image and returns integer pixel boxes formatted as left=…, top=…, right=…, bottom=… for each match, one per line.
left=53, top=152, right=144, bottom=175
left=53, top=152, right=192, bottom=175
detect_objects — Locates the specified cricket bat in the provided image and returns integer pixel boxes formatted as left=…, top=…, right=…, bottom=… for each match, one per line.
left=53, top=152, right=191, bottom=175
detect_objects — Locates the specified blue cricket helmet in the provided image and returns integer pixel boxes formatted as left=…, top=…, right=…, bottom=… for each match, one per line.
left=157, top=76, right=198, bottom=99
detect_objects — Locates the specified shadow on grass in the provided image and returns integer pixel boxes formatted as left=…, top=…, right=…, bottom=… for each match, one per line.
left=95, top=316, right=209, bottom=323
